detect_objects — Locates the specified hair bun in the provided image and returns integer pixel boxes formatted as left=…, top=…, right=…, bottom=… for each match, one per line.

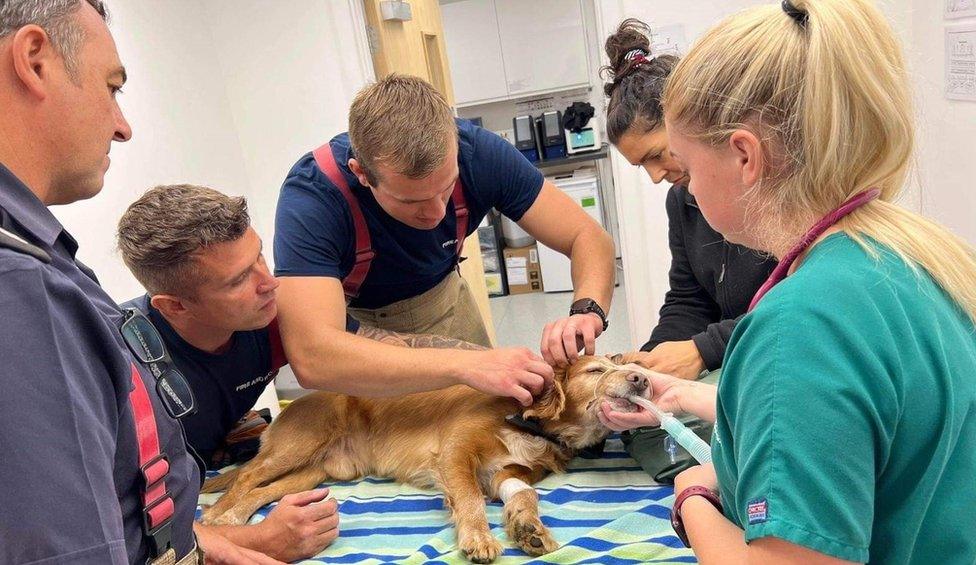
left=602, top=18, right=652, bottom=97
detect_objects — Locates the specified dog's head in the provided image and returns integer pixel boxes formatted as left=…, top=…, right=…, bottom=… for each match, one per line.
left=522, top=353, right=652, bottom=449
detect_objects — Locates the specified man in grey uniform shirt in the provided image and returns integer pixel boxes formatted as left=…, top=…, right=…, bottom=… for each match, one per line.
left=0, top=1, right=286, bottom=563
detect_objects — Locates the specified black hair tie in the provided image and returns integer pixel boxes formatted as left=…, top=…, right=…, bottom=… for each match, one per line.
left=782, top=0, right=808, bottom=27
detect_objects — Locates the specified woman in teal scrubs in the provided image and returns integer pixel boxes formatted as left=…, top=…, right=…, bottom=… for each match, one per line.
left=601, top=0, right=976, bottom=563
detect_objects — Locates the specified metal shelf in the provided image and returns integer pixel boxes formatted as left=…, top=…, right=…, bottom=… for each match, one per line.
left=533, top=143, right=609, bottom=169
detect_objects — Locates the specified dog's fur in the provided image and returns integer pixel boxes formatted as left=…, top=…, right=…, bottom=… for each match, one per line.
left=200, top=354, right=649, bottom=563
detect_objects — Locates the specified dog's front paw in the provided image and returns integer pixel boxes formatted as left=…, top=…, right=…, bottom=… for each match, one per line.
left=508, top=516, right=559, bottom=556
left=503, top=490, right=559, bottom=556
left=458, top=529, right=503, bottom=563
left=198, top=505, right=221, bottom=525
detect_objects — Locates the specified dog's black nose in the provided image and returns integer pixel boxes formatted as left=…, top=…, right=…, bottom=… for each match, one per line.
left=626, top=373, right=648, bottom=391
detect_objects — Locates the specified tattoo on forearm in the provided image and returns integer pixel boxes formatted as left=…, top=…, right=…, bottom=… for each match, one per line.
left=357, top=325, right=488, bottom=350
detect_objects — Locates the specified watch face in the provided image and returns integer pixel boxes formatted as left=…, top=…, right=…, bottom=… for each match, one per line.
left=571, top=298, right=596, bottom=310
left=570, top=299, right=608, bottom=331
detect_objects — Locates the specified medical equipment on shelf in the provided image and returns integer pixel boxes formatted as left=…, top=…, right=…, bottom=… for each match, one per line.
left=564, top=126, right=601, bottom=154
left=561, top=101, right=601, bottom=154
left=513, top=115, right=539, bottom=162
left=540, top=111, right=567, bottom=160
left=627, top=395, right=712, bottom=465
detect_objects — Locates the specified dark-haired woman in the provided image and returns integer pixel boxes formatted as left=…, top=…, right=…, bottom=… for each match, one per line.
left=603, top=19, right=776, bottom=380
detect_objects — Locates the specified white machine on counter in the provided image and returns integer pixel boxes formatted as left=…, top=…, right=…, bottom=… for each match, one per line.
left=562, top=101, right=601, bottom=154
left=536, top=169, right=604, bottom=292
left=564, top=124, right=601, bottom=154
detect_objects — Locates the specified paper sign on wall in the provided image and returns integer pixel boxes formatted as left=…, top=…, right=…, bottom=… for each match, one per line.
left=947, top=24, right=976, bottom=101
left=650, top=24, right=687, bottom=56
left=946, top=0, right=976, bottom=20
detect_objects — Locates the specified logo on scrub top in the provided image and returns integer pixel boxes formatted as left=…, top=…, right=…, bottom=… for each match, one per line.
left=442, top=239, right=458, bottom=248
left=747, top=498, right=768, bottom=525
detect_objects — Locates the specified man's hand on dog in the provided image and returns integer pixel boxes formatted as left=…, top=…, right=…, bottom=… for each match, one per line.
left=457, top=348, right=554, bottom=406
left=258, top=488, right=340, bottom=562
left=540, top=313, right=605, bottom=368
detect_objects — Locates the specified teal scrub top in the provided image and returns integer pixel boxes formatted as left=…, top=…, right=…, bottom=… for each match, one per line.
left=713, top=233, right=976, bottom=563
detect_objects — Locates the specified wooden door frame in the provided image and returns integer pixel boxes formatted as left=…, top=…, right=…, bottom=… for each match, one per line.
left=357, top=0, right=497, bottom=345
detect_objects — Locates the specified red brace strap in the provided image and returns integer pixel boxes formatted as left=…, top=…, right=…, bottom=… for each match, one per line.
left=312, top=143, right=469, bottom=300
left=129, top=363, right=174, bottom=557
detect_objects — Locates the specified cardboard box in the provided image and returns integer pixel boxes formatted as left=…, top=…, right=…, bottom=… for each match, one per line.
left=503, top=244, right=544, bottom=295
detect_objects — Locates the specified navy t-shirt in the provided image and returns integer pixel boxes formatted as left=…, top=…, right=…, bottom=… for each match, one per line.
left=274, top=119, right=545, bottom=308
left=122, top=295, right=286, bottom=472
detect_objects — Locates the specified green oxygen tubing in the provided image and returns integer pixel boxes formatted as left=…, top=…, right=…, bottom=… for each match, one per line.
left=627, top=395, right=712, bottom=464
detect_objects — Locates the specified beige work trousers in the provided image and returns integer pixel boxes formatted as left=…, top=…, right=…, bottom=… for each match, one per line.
left=348, top=271, right=491, bottom=347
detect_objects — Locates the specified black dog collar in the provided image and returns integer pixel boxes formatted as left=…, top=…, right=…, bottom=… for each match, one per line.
left=505, top=414, right=565, bottom=446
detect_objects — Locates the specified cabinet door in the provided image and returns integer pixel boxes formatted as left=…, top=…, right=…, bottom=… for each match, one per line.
left=441, top=0, right=509, bottom=105
left=494, top=0, right=589, bottom=96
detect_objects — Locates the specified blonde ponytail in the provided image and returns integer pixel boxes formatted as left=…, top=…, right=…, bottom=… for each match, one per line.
left=662, top=0, right=976, bottom=322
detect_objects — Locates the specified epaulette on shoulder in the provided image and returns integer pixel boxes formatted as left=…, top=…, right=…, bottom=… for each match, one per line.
left=0, top=226, right=51, bottom=264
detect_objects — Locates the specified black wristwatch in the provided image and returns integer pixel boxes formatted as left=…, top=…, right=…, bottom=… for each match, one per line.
left=570, top=298, right=608, bottom=331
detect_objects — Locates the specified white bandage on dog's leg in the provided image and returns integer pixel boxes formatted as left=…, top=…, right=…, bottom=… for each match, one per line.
left=499, top=478, right=533, bottom=503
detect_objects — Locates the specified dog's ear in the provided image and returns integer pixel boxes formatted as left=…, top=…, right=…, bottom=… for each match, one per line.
left=523, top=367, right=567, bottom=421
left=612, top=352, right=651, bottom=369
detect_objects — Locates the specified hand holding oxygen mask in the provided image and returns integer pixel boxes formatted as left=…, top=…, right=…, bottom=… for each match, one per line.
left=598, top=364, right=716, bottom=464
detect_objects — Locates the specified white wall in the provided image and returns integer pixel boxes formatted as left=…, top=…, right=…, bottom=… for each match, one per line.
left=53, top=0, right=375, bottom=301
left=52, top=0, right=252, bottom=301
left=907, top=2, right=976, bottom=245
left=201, top=0, right=374, bottom=250
left=200, top=0, right=375, bottom=399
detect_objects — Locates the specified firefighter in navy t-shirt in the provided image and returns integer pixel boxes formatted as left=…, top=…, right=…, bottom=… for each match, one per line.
left=273, top=75, right=617, bottom=405
left=118, top=184, right=571, bottom=561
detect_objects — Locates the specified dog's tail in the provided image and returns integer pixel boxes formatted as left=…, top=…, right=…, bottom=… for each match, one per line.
left=201, top=467, right=241, bottom=493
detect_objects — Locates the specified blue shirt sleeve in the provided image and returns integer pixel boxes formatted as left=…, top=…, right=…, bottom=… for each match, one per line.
left=0, top=259, right=129, bottom=564
left=273, top=158, right=353, bottom=278
left=466, top=125, right=544, bottom=221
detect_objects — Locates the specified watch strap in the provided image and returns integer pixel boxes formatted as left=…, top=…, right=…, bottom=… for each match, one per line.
left=671, top=486, right=722, bottom=548
left=570, top=298, right=608, bottom=331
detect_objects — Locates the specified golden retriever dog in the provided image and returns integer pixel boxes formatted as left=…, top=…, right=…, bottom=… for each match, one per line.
left=200, top=354, right=650, bottom=563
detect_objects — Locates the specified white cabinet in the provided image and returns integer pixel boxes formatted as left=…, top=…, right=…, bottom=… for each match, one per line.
left=441, top=0, right=509, bottom=104
left=494, top=0, right=589, bottom=97
left=442, top=0, right=590, bottom=106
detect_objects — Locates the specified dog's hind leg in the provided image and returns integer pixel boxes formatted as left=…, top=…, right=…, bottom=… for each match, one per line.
left=206, top=465, right=331, bottom=526
left=201, top=434, right=324, bottom=524
left=438, top=452, right=502, bottom=564
left=200, top=466, right=240, bottom=493
left=491, top=465, right=559, bottom=556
